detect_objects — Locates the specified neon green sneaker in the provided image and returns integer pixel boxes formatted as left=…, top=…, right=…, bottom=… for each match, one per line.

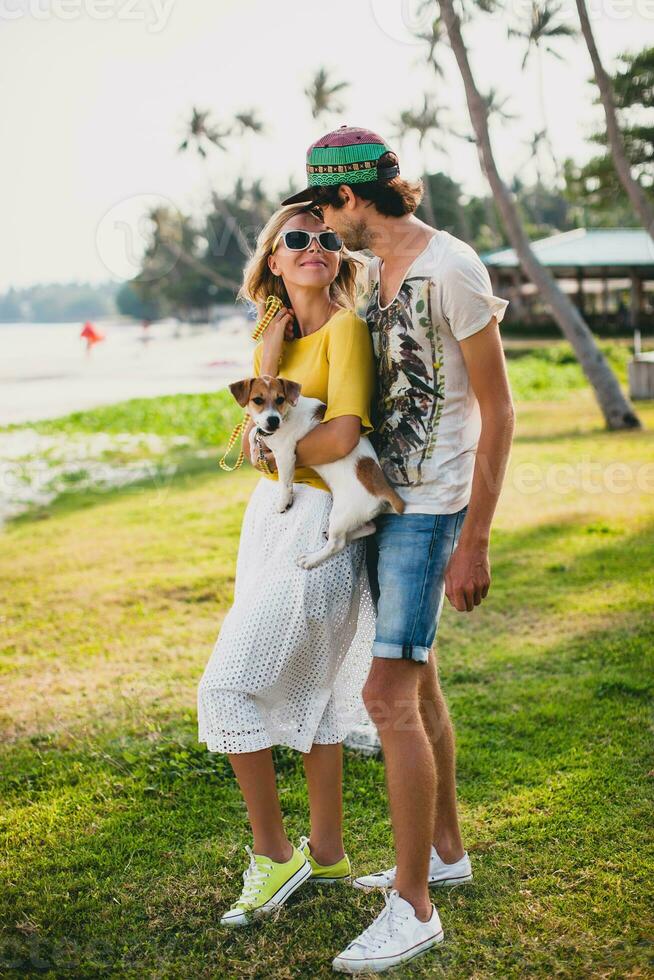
left=220, top=844, right=312, bottom=927
left=299, top=835, right=352, bottom=884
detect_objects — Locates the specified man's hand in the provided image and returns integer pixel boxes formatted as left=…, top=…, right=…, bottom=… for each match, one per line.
left=444, top=540, right=490, bottom=612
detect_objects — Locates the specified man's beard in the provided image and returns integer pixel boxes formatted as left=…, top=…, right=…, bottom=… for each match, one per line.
left=339, top=216, right=372, bottom=252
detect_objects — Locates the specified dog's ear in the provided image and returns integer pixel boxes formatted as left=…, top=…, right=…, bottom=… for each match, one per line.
left=281, top=379, right=302, bottom=406
left=229, top=378, right=253, bottom=407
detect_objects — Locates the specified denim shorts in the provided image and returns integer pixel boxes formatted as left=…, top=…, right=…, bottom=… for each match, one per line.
left=365, top=504, right=469, bottom=664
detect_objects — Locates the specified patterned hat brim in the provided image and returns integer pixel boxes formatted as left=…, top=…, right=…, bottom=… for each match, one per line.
left=280, top=171, right=383, bottom=206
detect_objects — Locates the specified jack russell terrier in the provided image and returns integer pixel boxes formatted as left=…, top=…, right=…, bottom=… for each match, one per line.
left=229, top=374, right=405, bottom=569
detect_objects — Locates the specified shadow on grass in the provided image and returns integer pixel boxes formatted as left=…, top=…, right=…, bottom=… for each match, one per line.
left=511, top=406, right=654, bottom=443
left=487, top=514, right=654, bottom=608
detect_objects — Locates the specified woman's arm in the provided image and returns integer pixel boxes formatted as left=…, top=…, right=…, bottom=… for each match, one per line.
left=295, top=415, right=361, bottom=465
left=254, top=310, right=374, bottom=471
left=293, top=313, right=374, bottom=466
left=255, top=416, right=361, bottom=472
left=259, top=305, right=294, bottom=376
left=242, top=417, right=255, bottom=464
left=247, top=304, right=293, bottom=468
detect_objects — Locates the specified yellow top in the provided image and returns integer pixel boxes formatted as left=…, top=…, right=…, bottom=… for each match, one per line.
left=252, top=308, right=375, bottom=492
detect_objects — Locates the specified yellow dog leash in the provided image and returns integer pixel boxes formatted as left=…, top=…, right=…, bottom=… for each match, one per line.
left=219, top=295, right=284, bottom=473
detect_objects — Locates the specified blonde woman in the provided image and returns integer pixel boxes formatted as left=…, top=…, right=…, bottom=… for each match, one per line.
left=197, top=203, right=376, bottom=926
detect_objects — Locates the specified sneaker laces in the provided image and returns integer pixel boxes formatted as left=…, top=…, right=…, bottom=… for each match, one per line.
left=233, top=845, right=272, bottom=910
left=348, top=890, right=412, bottom=953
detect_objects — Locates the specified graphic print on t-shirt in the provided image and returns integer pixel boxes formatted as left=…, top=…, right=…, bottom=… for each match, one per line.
left=366, top=276, right=445, bottom=487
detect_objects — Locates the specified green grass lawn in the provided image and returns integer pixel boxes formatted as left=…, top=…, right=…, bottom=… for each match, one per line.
left=1, top=379, right=653, bottom=978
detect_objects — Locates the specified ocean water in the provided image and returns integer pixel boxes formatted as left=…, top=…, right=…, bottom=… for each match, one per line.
left=0, top=316, right=253, bottom=426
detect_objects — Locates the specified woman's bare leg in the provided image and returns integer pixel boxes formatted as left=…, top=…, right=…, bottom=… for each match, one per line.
left=228, top=749, right=293, bottom=863
left=301, top=742, right=346, bottom=866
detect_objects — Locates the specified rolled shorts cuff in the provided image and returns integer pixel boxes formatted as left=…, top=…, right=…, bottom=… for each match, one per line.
left=372, top=640, right=430, bottom=664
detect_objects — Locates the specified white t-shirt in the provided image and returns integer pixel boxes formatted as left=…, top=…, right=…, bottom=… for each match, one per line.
left=364, top=229, right=509, bottom=514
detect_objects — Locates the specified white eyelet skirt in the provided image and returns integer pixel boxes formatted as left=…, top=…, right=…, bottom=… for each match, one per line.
left=197, top=477, right=376, bottom=754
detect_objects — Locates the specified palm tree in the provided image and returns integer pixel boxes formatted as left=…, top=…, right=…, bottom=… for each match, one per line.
left=178, top=106, right=264, bottom=256
left=520, top=129, right=550, bottom=226
left=575, top=0, right=654, bottom=240
left=414, top=15, right=447, bottom=75
left=418, top=15, right=522, bottom=244
left=145, top=206, right=241, bottom=293
left=178, top=107, right=230, bottom=157
left=507, top=0, right=577, bottom=181
left=419, top=25, right=519, bottom=246
left=436, top=0, right=640, bottom=430
left=305, top=68, right=349, bottom=122
left=232, top=111, right=265, bottom=137
left=392, top=96, right=449, bottom=224
left=482, top=88, right=519, bottom=127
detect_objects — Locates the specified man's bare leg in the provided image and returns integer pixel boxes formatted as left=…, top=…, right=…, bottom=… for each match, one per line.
left=418, top=650, right=465, bottom=864
left=363, top=659, right=435, bottom=920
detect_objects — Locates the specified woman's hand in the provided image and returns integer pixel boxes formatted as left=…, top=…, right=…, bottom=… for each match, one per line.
left=250, top=426, right=278, bottom=473
left=258, top=304, right=295, bottom=376
left=242, top=418, right=255, bottom=464
left=255, top=446, right=277, bottom=473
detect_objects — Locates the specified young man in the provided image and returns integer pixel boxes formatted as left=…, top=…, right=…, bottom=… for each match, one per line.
left=280, top=126, right=516, bottom=973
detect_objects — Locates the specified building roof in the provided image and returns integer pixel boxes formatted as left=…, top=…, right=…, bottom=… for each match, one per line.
left=481, top=228, right=654, bottom=273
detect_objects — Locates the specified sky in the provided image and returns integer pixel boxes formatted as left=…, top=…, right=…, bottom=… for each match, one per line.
left=1, top=0, right=651, bottom=293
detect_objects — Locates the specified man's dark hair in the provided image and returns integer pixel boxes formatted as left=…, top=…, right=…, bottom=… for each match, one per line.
left=311, top=152, right=424, bottom=218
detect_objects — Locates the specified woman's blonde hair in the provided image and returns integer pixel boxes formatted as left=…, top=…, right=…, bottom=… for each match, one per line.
left=239, top=203, right=363, bottom=310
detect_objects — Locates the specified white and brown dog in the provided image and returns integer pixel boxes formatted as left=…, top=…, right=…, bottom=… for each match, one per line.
left=229, top=374, right=405, bottom=569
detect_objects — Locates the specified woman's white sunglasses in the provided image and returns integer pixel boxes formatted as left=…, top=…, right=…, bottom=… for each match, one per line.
left=271, top=229, right=343, bottom=254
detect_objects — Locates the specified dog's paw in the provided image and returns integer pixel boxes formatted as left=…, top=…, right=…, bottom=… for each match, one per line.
left=277, top=493, right=293, bottom=513
left=296, top=552, right=318, bottom=570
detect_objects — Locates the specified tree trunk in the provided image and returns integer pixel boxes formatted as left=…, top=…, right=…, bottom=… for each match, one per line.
left=630, top=271, right=643, bottom=330
left=438, top=0, right=641, bottom=430
left=536, top=46, right=560, bottom=183
left=210, top=190, right=252, bottom=258
left=575, top=0, right=654, bottom=241
left=456, top=195, right=473, bottom=244
left=421, top=171, right=437, bottom=225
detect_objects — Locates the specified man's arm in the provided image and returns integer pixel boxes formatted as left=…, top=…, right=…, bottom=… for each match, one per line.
left=445, top=315, right=516, bottom=612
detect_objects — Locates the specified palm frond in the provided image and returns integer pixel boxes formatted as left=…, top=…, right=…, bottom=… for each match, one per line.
left=304, top=68, right=350, bottom=120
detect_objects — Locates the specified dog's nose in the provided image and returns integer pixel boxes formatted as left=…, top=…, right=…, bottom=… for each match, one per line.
left=266, top=415, right=280, bottom=430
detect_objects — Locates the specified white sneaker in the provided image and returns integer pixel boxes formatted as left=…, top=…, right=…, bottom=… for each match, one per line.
left=353, top=844, right=472, bottom=891
left=332, top=889, right=444, bottom=973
